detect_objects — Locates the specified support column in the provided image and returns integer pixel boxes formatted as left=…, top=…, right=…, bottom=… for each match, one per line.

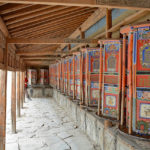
left=0, top=43, right=8, bottom=150
left=11, top=70, right=16, bottom=133
left=22, top=71, right=25, bottom=103
left=79, top=28, right=84, bottom=104
left=20, top=71, right=23, bottom=108
left=120, top=34, right=127, bottom=126
left=73, top=55, right=75, bottom=100
left=17, top=71, right=20, bottom=117
left=106, top=8, right=112, bottom=38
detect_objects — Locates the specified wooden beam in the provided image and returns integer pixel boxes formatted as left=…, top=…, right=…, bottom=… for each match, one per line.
left=25, top=60, right=55, bottom=66
left=106, top=8, right=112, bottom=38
left=0, top=0, right=149, bottom=10
left=0, top=17, right=9, bottom=37
left=22, top=57, right=58, bottom=60
left=17, top=45, right=58, bottom=53
left=7, top=37, right=98, bottom=44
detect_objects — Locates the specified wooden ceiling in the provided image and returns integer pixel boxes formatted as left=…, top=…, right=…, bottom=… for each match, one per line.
left=0, top=1, right=147, bottom=67
left=0, top=2, right=98, bottom=66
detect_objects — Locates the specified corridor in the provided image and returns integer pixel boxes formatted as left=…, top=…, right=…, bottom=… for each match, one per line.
left=6, top=98, right=99, bottom=150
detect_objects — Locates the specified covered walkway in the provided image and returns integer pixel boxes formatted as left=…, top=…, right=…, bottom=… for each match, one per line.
left=6, top=98, right=98, bottom=150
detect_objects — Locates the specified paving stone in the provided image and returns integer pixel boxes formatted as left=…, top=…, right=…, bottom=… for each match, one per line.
left=6, top=143, right=19, bottom=150
left=6, top=98, right=97, bottom=150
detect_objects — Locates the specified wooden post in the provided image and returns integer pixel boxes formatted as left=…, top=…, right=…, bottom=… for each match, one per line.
left=23, top=71, right=25, bottom=103
left=17, top=70, right=20, bottom=117
left=73, top=55, right=75, bottom=99
left=121, top=34, right=126, bottom=126
left=80, top=53, right=83, bottom=104
left=106, top=8, right=112, bottom=38
left=118, top=41, right=122, bottom=121
left=98, top=44, right=103, bottom=115
left=85, top=51, right=89, bottom=106
left=11, top=70, right=16, bottom=133
left=128, top=32, right=133, bottom=135
left=0, top=43, right=8, bottom=150
left=20, top=71, right=23, bottom=108
left=79, top=28, right=84, bottom=104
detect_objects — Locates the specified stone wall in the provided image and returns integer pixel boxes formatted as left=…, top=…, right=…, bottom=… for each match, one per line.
left=27, top=87, right=53, bottom=98
left=53, top=89, right=150, bottom=150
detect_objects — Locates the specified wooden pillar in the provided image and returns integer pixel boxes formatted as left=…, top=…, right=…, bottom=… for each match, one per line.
left=106, top=8, right=112, bottom=38
left=79, top=28, right=84, bottom=104
left=0, top=43, right=8, bottom=150
left=17, top=71, right=20, bottom=117
left=120, top=34, right=126, bottom=126
left=73, top=55, right=75, bottom=99
left=11, top=70, right=16, bottom=133
left=98, top=44, right=103, bottom=115
left=128, top=33, right=133, bottom=135
left=20, top=71, right=23, bottom=108
left=22, top=71, right=25, bottom=103
left=85, top=51, right=89, bottom=106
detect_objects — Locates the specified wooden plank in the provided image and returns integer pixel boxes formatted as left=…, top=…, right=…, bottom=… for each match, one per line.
left=11, top=70, right=16, bottom=133
left=0, top=0, right=149, bottom=10
left=7, top=37, right=98, bottom=44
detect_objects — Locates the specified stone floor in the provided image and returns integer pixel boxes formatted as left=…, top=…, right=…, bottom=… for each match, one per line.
left=6, top=98, right=99, bottom=150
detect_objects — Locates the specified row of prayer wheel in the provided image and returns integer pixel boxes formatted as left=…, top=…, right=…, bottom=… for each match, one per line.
left=49, top=22, right=150, bottom=137
left=27, top=69, right=49, bottom=85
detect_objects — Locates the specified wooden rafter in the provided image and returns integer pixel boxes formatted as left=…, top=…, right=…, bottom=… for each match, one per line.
left=6, top=6, right=61, bottom=25
left=11, top=14, right=90, bottom=37
left=0, top=4, right=32, bottom=15
left=0, top=0, right=149, bottom=10
left=8, top=7, right=94, bottom=30
left=3, top=5, right=53, bottom=20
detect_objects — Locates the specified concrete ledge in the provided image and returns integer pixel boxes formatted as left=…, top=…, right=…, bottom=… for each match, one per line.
left=53, top=89, right=150, bottom=150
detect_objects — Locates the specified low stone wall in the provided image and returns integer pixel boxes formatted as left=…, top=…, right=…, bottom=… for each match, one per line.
left=27, top=86, right=53, bottom=98
left=53, top=89, right=150, bottom=150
